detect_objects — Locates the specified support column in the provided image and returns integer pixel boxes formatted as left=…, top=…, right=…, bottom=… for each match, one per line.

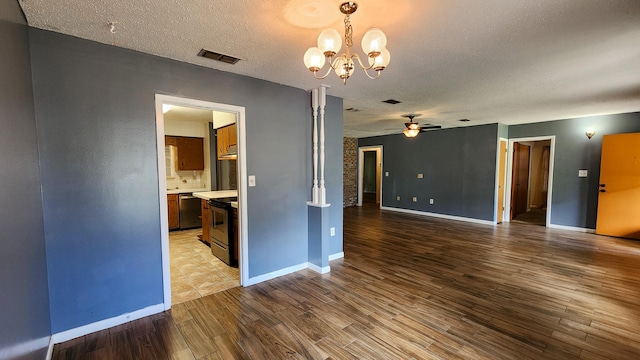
left=308, top=85, right=331, bottom=274
left=311, top=88, right=319, bottom=203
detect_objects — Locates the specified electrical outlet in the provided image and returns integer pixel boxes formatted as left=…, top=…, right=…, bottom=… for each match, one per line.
left=412, top=196, right=417, bottom=202
left=330, top=227, right=335, bottom=236
left=248, top=175, right=256, bottom=187
left=417, top=173, right=423, bottom=179
left=429, top=198, right=434, bottom=205
left=396, top=196, right=401, bottom=201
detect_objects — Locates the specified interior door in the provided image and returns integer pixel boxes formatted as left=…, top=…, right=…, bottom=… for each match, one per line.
left=511, top=142, right=530, bottom=219
left=596, top=133, right=640, bottom=239
left=497, top=140, right=507, bottom=223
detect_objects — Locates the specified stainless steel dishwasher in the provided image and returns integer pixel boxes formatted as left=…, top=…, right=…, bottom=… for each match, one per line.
left=178, top=193, right=202, bottom=229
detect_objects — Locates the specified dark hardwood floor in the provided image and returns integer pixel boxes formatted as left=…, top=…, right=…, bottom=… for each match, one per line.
left=52, top=205, right=640, bottom=359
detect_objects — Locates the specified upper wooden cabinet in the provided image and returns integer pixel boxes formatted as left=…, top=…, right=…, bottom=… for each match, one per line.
left=165, top=135, right=204, bottom=170
left=217, top=124, right=237, bottom=160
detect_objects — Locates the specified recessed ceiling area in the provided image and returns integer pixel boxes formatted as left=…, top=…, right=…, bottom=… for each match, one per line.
left=20, top=0, right=640, bottom=137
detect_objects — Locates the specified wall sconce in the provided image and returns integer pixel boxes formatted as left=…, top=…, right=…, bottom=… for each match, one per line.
left=585, top=127, right=595, bottom=139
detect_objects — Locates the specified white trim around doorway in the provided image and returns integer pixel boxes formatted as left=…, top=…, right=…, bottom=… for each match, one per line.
left=154, top=95, right=248, bottom=310
left=357, top=145, right=383, bottom=207
left=505, top=136, right=556, bottom=227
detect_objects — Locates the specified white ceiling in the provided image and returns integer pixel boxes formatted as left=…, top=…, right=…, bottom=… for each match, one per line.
left=20, top=0, right=640, bottom=137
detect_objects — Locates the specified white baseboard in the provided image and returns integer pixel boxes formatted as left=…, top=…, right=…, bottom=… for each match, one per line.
left=380, top=206, right=495, bottom=226
left=308, top=262, right=331, bottom=274
left=52, top=303, right=164, bottom=344
left=547, top=224, right=596, bottom=233
left=244, top=262, right=309, bottom=286
left=245, top=255, right=348, bottom=285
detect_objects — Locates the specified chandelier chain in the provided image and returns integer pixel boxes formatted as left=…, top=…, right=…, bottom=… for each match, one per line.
left=344, top=14, right=353, bottom=48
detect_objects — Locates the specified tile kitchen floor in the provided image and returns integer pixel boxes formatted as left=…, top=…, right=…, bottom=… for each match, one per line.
left=169, top=228, right=239, bottom=304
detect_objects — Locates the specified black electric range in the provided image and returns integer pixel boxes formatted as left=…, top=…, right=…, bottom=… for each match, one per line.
left=207, top=197, right=237, bottom=266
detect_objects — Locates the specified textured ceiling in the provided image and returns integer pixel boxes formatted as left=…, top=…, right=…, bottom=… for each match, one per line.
left=20, top=0, right=640, bottom=137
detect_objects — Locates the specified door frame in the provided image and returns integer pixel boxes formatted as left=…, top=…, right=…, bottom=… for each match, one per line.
left=155, top=94, right=248, bottom=310
left=505, top=136, right=555, bottom=226
left=494, top=138, right=508, bottom=223
left=357, top=145, right=383, bottom=207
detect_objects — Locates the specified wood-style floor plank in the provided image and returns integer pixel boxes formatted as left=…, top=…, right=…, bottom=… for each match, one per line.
left=52, top=205, right=640, bottom=359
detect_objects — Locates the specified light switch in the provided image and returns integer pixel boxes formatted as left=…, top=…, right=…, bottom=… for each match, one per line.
left=330, top=227, right=335, bottom=236
left=578, top=170, right=588, bottom=177
left=385, top=172, right=389, bottom=177
left=396, top=196, right=400, bottom=201
left=417, top=173, right=423, bottom=179
left=429, top=198, right=434, bottom=204
left=412, top=197, right=417, bottom=202
left=248, top=175, right=256, bottom=187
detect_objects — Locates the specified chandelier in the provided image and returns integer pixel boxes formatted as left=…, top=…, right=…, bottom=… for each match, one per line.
left=303, top=2, right=390, bottom=85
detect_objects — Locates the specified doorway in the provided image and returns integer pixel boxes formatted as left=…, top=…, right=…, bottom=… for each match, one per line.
left=495, top=138, right=508, bottom=223
left=358, top=146, right=383, bottom=206
left=155, top=95, right=248, bottom=310
left=506, top=137, right=555, bottom=227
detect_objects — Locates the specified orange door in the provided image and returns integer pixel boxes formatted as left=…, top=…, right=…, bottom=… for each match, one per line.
left=596, top=133, right=640, bottom=239
left=497, top=140, right=507, bottom=223
left=375, top=151, right=381, bottom=204
left=511, top=143, right=530, bottom=219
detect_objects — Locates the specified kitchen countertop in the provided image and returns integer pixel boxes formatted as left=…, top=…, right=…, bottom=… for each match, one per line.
left=166, top=187, right=209, bottom=195
left=192, top=190, right=238, bottom=200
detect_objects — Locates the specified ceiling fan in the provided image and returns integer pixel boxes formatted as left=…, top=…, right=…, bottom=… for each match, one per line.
left=402, top=114, right=441, bottom=137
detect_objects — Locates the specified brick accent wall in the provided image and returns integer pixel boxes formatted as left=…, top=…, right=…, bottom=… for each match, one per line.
left=343, top=137, right=358, bottom=207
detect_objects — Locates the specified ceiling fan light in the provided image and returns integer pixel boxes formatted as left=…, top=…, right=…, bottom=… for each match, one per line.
left=317, top=28, right=342, bottom=57
left=406, top=122, right=420, bottom=130
left=403, top=128, right=419, bottom=138
left=368, top=48, right=390, bottom=71
left=303, top=47, right=325, bottom=71
left=361, top=28, right=387, bottom=57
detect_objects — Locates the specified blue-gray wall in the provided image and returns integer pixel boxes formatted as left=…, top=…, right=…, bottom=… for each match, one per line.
left=0, top=1, right=51, bottom=359
left=508, top=112, right=640, bottom=228
left=359, top=124, right=498, bottom=221
left=358, top=113, right=640, bottom=229
left=29, top=28, right=343, bottom=333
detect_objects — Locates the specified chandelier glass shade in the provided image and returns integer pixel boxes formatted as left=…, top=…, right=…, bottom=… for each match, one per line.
left=303, top=2, right=390, bottom=85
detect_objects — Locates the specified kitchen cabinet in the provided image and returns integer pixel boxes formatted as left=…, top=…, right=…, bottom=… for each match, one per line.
left=200, top=199, right=210, bottom=245
left=165, top=135, right=204, bottom=170
left=217, top=124, right=237, bottom=160
left=167, top=194, right=179, bottom=230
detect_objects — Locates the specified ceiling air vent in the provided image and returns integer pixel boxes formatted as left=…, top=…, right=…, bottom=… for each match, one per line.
left=459, top=118, right=471, bottom=122
left=197, top=49, right=241, bottom=64
left=382, top=99, right=401, bottom=104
